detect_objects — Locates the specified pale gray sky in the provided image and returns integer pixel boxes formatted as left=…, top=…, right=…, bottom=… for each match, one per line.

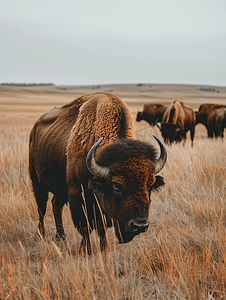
left=1, top=0, right=226, bottom=86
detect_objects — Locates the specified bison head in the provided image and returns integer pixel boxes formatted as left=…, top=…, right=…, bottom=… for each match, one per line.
left=195, top=111, right=205, bottom=125
left=86, top=136, right=167, bottom=243
left=157, top=121, right=182, bottom=145
left=136, top=111, right=143, bottom=122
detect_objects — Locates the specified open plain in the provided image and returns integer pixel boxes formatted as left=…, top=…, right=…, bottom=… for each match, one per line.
left=0, top=83, right=226, bottom=299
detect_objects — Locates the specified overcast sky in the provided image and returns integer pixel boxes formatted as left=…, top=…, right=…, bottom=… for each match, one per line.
left=1, top=0, right=226, bottom=86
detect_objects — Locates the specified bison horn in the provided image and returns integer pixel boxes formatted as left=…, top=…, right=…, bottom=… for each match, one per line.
left=177, top=120, right=182, bottom=128
left=153, top=135, right=167, bottom=174
left=175, top=121, right=182, bottom=132
left=155, top=119, right=161, bottom=129
left=86, top=137, right=109, bottom=178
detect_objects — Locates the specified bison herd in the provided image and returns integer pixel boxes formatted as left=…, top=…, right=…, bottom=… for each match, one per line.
left=137, top=101, right=226, bottom=144
left=28, top=91, right=225, bottom=254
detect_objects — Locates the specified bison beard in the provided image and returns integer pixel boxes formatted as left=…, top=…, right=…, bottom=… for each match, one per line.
left=29, top=92, right=167, bottom=254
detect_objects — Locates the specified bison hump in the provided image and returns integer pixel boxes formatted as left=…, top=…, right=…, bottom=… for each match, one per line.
left=67, top=93, right=134, bottom=157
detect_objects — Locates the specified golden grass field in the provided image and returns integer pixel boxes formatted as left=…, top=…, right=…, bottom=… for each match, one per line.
left=0, top=83, right=226, bottom=299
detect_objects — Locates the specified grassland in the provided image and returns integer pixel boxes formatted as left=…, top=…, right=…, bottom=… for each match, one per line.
left=0, top=84, right=226, bottom=299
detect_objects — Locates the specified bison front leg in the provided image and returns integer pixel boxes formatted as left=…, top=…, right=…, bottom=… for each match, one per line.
left=190, top=126, right=195, bottom=146
left=79, top=226, right=108, bottom=254
left=207, top=128, right=214, bottom=138
left=69, top=187, right=95, bottom=255
left=79, top=227, right=92, bottom=255
left=98, top=226, right=108, bottom=252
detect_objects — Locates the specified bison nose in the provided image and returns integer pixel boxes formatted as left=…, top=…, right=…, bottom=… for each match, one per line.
left=127, top=219, right=149, bottom=234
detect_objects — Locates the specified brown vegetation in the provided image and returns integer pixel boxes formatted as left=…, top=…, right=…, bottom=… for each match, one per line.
left=0, top=84, right=226, bottom=299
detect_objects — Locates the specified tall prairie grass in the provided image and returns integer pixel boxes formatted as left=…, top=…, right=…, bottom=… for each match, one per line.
left=0, top=106, right=226, bottom=299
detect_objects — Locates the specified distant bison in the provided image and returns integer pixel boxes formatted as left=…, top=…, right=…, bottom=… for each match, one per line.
left=136, top=103, right=167, bottom=126
left=29, top=92, right=167, bottom=254
left=156, top=100, right=196, bottom=145
left=196, top=103, right=226, bottom=138
left=207, top=107, right=226, bottom=138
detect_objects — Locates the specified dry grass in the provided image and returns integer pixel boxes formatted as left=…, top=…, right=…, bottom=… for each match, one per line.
left=1, top=86, right=226, bottom=299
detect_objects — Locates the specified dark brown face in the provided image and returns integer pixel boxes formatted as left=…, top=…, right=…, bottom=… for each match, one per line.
left=136, top=112, right=142, bottom=122
left=160, top=121, right=183, bottom=145
left=160, top=127, right=176, bottom=145
left=88, top=155, right=164, bottom=243
left=195, top=112, right=206, bottom=125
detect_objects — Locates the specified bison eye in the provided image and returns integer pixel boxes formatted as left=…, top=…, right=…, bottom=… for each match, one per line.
left=114, top=188, right=122, bottom=196
left=112, top=182, right=123, bottom=198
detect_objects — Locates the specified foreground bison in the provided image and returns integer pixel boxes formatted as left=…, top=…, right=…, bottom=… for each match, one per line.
left=156, top=100, right=196, bottom=145
left=29, top=92, right=167, bottom=253
left=136, top=103, right=167, bottom=126
left=196, top=103, right=226, bottom=138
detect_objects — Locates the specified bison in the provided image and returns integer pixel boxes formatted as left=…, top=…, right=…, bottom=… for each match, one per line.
left=29, top=92, right=167, bottom=254
left=207, top=107, right=226, bottom=138
left=156, top=100, right=196, bottom=145
left=195, top=103, right=226, bottom=138
left=136, top=103, right=167, bottom=126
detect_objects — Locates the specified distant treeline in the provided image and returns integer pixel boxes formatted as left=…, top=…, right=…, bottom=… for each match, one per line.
left=199, top=87, right=220, bottom=93
left=0, top=83, right=55, bottom=87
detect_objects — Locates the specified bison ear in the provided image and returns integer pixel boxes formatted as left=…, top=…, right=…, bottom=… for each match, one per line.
left=152, top=176, right=165, bottom=191
left=88, top=179, right=105, bottom=195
